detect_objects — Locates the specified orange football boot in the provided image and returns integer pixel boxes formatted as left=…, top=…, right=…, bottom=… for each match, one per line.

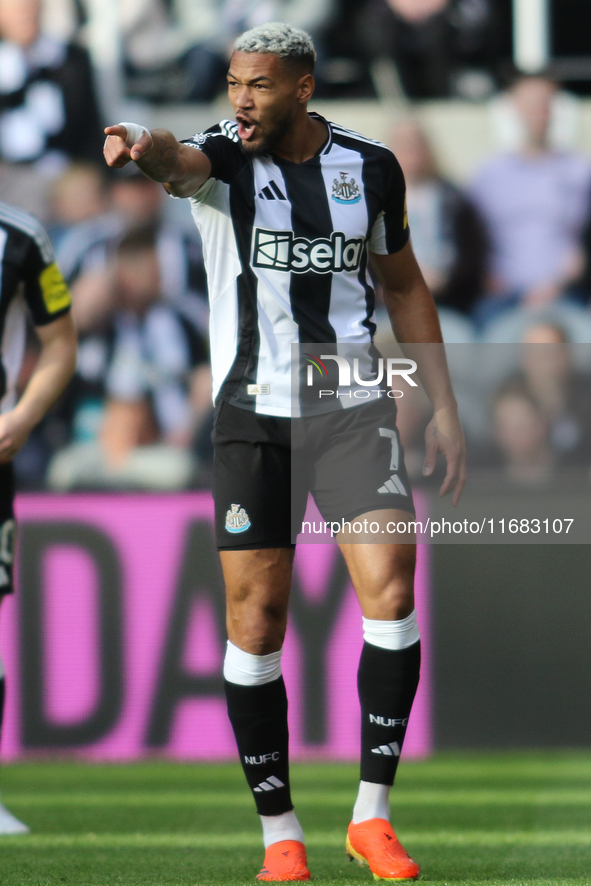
left=256, top=840, right=311, bottom=881
left=346, top=819, right=420, bottom=880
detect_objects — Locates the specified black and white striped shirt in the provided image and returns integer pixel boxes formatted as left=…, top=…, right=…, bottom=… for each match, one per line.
left=183, top=113, right=409, bottom=416
left=0, top=201, right=71, bottom=413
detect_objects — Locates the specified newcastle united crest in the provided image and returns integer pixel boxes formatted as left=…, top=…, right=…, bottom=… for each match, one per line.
left=332, top=171, right=361, bottom=205
left=225, top=503, right=251, bottom=533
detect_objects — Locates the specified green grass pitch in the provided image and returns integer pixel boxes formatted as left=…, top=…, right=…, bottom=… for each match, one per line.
left=1, top=752, right=590, bottom=885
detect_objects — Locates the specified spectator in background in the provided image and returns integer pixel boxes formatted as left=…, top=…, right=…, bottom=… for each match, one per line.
left=119, top=0, right=222, bottom=102
left=0, top=0, right=103, bottom=171
left=106, top=226, right=209, bottom=448
left=514, top=322, right=591, bottom=467
left=571, top=197, right=591, bottom=305
left=355, top=0, right=499, bottom=100
left=216, top=0, right=334, bottom=49
left=119, top=0, right=336, bottom=102
left=390, top=118, right=488, bottom=319
left=47, top=162, right=109, bottom=249
left=492, top=383, right=555, bottom=486
left=177, top=0, right=336, bottom=101
left=64, top=226, right=212, bottom=470
left=470, top=75, right=591, bottom=327
left=47, top=395, right=196, bottom=490
left=57, top=166, right=209, bottom=334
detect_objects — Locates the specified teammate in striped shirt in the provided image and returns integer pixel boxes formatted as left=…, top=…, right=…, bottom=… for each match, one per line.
left=104, top=22, right=466, bottom=881
left=0, top=200, right=77, bottom=833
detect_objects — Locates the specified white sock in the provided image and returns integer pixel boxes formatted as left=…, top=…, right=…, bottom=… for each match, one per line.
left=362, top=610, right=420, bottom=651
left=223, top=640, right=282, bottom=685
left=260, top=810, right=305, bottom=849
left=352, top=781, right=390, bottom=823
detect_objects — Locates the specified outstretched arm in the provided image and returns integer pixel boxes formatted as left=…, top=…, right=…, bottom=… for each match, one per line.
left=103, top=123, right=212, bottom=198
left=371, top=242, right=467, bottom=505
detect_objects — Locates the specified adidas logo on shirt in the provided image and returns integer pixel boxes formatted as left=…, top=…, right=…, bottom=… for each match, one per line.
left=257, top=181, right=286, bottom=201
left=253, top=775, right=285, bottom=792
left=371, top=741, right=401, bottom=756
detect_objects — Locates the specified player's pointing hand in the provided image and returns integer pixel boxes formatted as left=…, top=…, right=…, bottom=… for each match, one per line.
left=103, top=122, right=153, bottom=167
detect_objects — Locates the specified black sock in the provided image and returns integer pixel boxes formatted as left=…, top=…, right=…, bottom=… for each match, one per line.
left=358, top=640, right=421, bottom=786
left=224, top=676, right=293, bottom=816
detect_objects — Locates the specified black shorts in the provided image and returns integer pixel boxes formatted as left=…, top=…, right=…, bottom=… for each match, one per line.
left=213, top=398, right=414, bottom=550
left=0, top=462, right=16, bottom=596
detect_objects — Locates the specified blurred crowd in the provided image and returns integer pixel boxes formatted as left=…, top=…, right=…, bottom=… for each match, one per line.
left=1, top=0, right=591, bottom=491
left=24, top=0, right=511, bottom=103
left=12, top=158, right=213, bottom=491
left=392, top=328, right=591, bottom=491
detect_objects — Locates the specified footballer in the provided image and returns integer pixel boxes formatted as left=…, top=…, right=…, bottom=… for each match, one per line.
left=104, top=23, right=465, bottom=881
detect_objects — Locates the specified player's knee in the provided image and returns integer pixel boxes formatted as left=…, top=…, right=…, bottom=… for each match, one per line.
left=229, top=622, right=286, bottom=656
left=378, top=585, right=415, bottom=620
left=227, top=598, right=287, bottom=654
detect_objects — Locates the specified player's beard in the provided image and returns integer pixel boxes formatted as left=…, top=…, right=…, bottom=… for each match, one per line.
left=240, top=105, right=296, bottom=157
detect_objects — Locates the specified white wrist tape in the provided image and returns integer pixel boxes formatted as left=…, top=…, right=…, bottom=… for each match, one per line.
left=118, top=121, right=150, bottom=148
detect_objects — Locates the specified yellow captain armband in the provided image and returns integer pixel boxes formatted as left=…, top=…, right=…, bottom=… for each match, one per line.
left=39, top=262, right=71, bottom=314
left=403, top=196, right=408, bottom=229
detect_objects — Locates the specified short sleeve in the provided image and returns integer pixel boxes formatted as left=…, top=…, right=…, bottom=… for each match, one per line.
left=181, top=120, right=246, bottom=185
left=23, top=235, right=72, bottom=326
left=368, top=152, right=410, bottom=255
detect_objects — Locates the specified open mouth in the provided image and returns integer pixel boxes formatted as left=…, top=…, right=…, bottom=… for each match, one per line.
left=237, top=117, right=257, bottom=140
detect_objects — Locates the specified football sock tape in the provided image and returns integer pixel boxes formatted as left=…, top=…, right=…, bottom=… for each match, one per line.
left=223, top=640, right=282, bottom=685
left=362, top=610, right=420, bottom=650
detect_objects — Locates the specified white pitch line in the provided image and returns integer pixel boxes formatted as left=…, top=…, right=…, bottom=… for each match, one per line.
left=0, top=830, right=590, bottom=848
left=6, top=789, right=591, bottom=807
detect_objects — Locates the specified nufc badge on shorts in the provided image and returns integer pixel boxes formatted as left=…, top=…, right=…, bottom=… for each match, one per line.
left=225, top=504, right=251, bottom=533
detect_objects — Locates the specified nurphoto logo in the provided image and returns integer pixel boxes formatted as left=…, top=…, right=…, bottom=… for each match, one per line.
left=303, top=354, right=418, bottom=400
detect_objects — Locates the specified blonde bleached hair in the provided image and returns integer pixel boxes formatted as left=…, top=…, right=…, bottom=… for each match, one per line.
left=234, top=22, right=316, bottom=70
